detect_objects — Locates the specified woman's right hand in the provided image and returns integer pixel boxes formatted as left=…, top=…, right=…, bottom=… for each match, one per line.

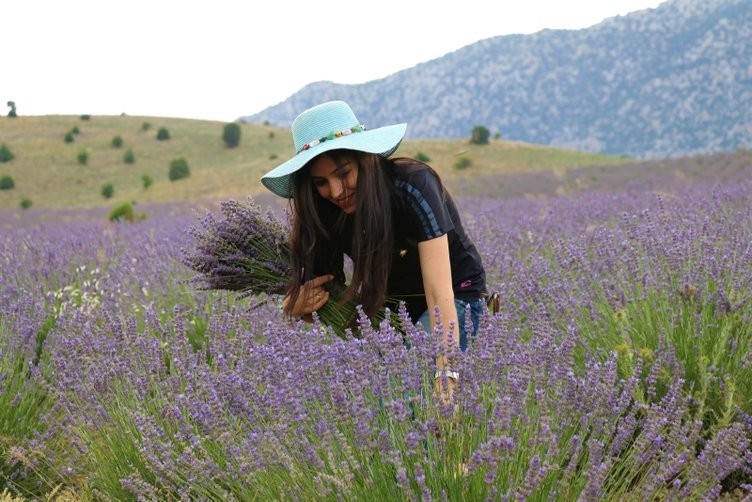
left=281, top=274, right=334, bottom=320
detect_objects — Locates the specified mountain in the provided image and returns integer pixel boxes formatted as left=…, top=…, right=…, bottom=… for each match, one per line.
left=240, top=0, right=752, bottom=159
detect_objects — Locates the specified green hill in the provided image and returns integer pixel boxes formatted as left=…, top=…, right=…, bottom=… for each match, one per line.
left=0, top=115, right=626, bottom=209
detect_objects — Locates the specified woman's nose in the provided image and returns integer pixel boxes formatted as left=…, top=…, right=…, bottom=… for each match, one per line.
left=330, top=179, right=345, bottom=198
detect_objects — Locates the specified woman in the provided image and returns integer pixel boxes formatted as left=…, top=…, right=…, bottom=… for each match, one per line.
left=261, top=100, right=486, bottom=387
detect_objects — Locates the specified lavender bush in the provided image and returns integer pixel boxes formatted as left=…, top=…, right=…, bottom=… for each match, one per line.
left=1, top=157, right=751, bottom=499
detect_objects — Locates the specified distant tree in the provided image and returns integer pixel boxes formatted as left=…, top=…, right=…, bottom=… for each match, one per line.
left=72, top=126, right=80, bottom=134
left=141, top=121, right=152, bottom=131
left=168, top=158, right=190, bottom=181
left=6, top=101, right=17, bottom=118
left=222, top=122, right=241, bottom=148
left=77, top=149, right=89, bottom=165
left=452, top=156, right=472, bottom=170
left=415, top=151, right=431, bottom=162
left=101, top=183, right=114, bottom=199
left=0, top=175, right=14, bottom=189
left=470, top=125, right=490, bottom=145
left=111, top=135, right=124, bottom=148
left=80, top=114, right=91, bottom=121
left=141, top=174, right=153, bottom=189
left=156, top=127, right=171, bottom=141
left=123, top=148, right=135, bottom=164
left=64, top=132, right=75, bottom=143
left=20, top=197, right=33, bottom=209
left=0, top=144, right=14, bottom=162
left=494, top=132, right=501, bottom=140
left=109, top=201, right=147, bottom=222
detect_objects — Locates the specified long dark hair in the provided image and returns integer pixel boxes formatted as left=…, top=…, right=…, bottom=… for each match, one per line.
left=286, top=150, right=442, bottom=318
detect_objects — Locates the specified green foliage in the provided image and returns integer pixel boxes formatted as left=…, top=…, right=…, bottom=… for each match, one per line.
left=6, top=101, right=17, bottom=118
left=111, top=135, right=124, bottom=148
left=156, top=127, right=171, bottom=141
left=0, top=144, right=14, bottom=162
left=141, top=121, right=152, bottom=131
left=20, top=197, right=32, bottom=209
left=416, top=151, right=431, bottom=162
left=141, top=174, right=153, bottom=189
left=168, top=157, right=190, bottom=181
left=494, top=132, right=501, bottom=140
left=0, top=175, right=14, bottom=189
left=268, top=131, right=275, bottom=139
left=452, top=155, right=472, bottom=170
left=470, top=125, right=490, bottom=145
left=123, top=148, right=135, bottom=164
left=72, top=126, right=80, bottom=135
left=108, top=201, right=147, bottom=222
left=77, top=149, right=89, bottom=165
left=80, top=114, right=91, bottom=121
left=64, top=132, right=75, bottom=143
left=222, top=122, right=241, bottom=148
left=101, top=183, right=114, bottom=199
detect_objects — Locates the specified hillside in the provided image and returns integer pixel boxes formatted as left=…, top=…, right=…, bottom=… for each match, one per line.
left=0, top=115, right=625, bottom=210
left=241, top=0, right=752, bottom=159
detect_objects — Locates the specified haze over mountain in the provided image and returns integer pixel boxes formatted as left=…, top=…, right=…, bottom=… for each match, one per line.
left=240, top=0, right=752, bottom=159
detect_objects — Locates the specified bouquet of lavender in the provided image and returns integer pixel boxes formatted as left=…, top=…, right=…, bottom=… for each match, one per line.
left=181, top=197, right=358, bottom=338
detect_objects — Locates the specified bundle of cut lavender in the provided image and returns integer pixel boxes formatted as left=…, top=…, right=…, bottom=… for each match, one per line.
left=181, top=197, right=361, bottom=338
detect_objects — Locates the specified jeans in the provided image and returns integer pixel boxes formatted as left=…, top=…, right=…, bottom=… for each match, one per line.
left=417, top=297, right=484, bottom=352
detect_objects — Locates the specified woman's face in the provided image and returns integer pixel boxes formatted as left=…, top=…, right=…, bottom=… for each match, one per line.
left=309, top=152, right=358, bottom=214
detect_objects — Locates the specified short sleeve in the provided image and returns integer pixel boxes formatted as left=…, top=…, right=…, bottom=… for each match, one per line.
left=395, top=169, right=454, bottom=241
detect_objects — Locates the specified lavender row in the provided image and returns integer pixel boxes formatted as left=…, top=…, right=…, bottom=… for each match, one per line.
left=1, top=175, right=751, bottom=498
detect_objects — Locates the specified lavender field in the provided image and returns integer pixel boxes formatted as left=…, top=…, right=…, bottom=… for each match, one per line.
left=2, top=154, right=752, bottom=500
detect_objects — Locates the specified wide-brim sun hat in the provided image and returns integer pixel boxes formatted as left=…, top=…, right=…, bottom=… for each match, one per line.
left=261, top=100, right=407, bottom=198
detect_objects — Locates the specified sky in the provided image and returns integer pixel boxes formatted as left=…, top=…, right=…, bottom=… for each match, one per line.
left=3, top=0, right=665, bottom=123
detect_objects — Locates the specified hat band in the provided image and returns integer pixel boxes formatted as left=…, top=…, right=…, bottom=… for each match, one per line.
left=296, top=124, right=366, bottom=154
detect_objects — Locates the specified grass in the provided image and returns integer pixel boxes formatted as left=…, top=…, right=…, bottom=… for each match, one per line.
left=0, top=115, right=628, bottom=209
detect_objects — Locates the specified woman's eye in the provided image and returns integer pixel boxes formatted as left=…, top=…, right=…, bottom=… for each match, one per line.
left=313, top=179, right=327, bottom=188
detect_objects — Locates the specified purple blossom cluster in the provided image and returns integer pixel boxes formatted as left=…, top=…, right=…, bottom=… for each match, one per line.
left=1, top=163, right=751, bottom=499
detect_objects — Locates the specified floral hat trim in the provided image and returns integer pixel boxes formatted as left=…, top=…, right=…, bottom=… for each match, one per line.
left=296, top=124, right=366, bottom=154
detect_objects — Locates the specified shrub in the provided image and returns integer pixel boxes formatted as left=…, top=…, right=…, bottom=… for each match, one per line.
left=123, top=148, right=135, bottom=164
left=64, top=132, right=75, bottom=143
left=0, top=144, right=14, bottom=162
left=72, top=126, right=80, bottom=135
left=108, top=201, right=147, bottom=223
left=0, top=175, right=14, bottom=189
left=20, top=197, right=32, bottom=209
left=222, top=123, right=241, bottom=148
left=168, top=158, right=190, bottom=181
left=111, top=136, right=124, bottom=148
left=141, top=174, right=153, bottom=189
left=77, top=149, right=89, bottom=165
left=470, top=125, right=490, bottom=145
left=268, top=131, right=275, bottom=139
left=416, top=151, right=431, bottom=162
left=141, top=122, right=152, bottom=131
left=156, top=127, right=170, bottom=141
left=101, top=183, right=114, bottom=199
left=80, top=114, right=91, bottom=121
left=452, top=156, right=472, bottom=170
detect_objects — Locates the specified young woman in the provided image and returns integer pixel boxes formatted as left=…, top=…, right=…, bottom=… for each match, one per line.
left=261, top=100, right=486, bottom=389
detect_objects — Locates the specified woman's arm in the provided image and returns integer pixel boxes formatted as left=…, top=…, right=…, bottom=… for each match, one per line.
left=417, top=234, right=458, bottom=369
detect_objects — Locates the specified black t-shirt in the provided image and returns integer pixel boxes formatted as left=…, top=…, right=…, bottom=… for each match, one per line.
left=386, top=168, right=486, bottom=320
